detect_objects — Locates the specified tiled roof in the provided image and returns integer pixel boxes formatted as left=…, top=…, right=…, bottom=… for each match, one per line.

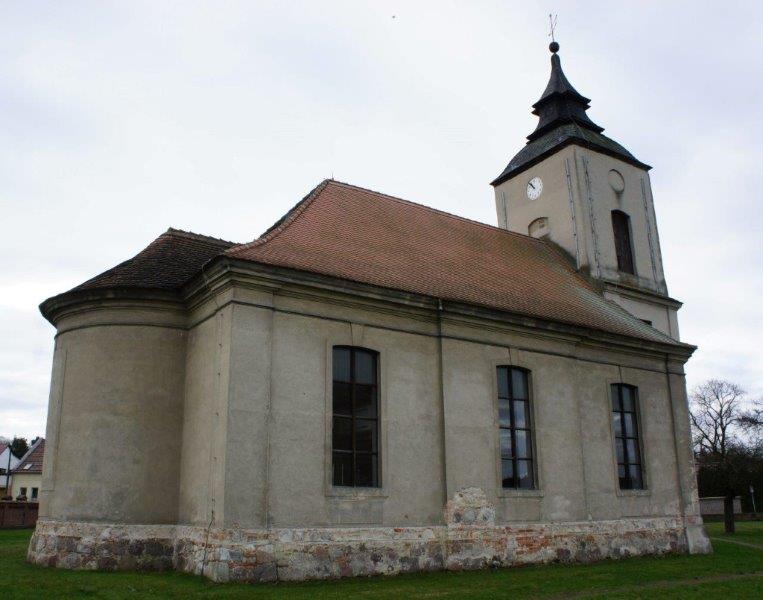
left=70, top=229, right=236, bottom=293
left=228, top=180, right=677, bottom=345
left=13, top=439, right=45, bottom=475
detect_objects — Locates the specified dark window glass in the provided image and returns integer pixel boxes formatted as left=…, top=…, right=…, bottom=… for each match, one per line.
left=611, top=384, right=644, bottom=490
left=31, top=488, right=38, bottom=500
left=332, top=347, right=380, bottom=487
left=612, top=210, right=635, bottom=274
left=501, top=459, right=515, bottom=488
left=497, top=367, right=535, bottom=489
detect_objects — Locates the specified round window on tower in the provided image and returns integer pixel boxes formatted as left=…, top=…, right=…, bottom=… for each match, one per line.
left=608, top=169, right=625, bottom=193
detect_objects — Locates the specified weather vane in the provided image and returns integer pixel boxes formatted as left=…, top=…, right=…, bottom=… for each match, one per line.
left=548, top=13, right=558, bottom=43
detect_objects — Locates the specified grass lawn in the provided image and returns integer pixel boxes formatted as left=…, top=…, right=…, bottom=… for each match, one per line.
left=0, top=524, right=760, bottom=599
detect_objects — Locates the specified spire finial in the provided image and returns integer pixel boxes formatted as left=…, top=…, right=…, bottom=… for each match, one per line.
left=548, top=14, right=559, bottom=53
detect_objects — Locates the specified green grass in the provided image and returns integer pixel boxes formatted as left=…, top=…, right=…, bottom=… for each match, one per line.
left=0, top=524, right=761, bottom=599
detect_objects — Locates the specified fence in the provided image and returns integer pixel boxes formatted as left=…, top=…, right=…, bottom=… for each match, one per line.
left=0, top=501, right=39, bottom=528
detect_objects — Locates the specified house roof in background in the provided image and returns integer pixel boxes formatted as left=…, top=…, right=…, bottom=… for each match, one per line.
left=12, top=438, right=45, bottom=475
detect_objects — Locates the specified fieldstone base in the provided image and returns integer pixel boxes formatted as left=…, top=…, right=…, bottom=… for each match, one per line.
left=28, top=515, right=710, bottom=583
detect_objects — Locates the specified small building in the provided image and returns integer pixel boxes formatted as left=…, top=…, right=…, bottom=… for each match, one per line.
left=0, top=442, right=21, bottom=496
left=10, top=439, right=45, bottom=502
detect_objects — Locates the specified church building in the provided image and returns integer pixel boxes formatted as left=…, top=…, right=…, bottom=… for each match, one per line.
left=29, top=43, right=711, bottom=582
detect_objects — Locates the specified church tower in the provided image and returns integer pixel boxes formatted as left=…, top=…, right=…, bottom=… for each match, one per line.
left=492, top=42, right=681, bottom=339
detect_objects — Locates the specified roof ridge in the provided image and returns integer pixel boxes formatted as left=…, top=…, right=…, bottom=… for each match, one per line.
left=165, top=228, right=238, bottom=247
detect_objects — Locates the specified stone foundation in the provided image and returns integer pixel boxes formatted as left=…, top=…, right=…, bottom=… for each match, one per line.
left=28, top=487, right=710, bottom=582
left=28, top=516, right=709, bottom=583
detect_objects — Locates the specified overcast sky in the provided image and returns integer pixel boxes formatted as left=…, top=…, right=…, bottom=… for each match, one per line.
left=1, top=1, right=761, bottom=439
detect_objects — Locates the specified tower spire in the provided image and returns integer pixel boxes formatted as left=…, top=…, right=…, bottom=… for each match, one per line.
left=528, top=42, right=604, bottom=141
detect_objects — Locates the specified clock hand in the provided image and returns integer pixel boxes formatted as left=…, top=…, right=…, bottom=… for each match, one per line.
left=529, top=182, right=535, bottom=189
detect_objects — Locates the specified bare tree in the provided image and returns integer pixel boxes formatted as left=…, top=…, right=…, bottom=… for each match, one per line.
left=690, top=380, right=751, bottom=533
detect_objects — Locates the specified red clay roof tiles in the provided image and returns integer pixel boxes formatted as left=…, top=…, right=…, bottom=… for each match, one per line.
left=57, top=180, right=678, bottom=345
left=228, top=180, right=676, bottom=344
left=13, top=439, right=45, bottom=475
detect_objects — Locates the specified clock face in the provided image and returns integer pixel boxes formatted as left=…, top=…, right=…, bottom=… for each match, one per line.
left=526, top=176, right=543, bottom=200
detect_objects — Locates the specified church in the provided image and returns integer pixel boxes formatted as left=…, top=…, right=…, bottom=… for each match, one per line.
left=29, top=43, right=711, bottom=582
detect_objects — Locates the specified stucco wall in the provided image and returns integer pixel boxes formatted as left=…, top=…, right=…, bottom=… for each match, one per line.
left=207, top=287, right=697, bottom=530
left=493, top=145, right=676, bottom=337
left=40, top=308, right=187, bottom=524
left=494, top=146, right=665, bottom=292
left=11, top=473, right=42, bottom=499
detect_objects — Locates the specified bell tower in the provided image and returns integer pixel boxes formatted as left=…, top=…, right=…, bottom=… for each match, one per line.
left=491, top=42, right=682, bottom=339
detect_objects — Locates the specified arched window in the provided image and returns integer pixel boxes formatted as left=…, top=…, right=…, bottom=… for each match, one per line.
left=528, top=217, right=549, bottom=239
left=332, top=346, right=379, bottom=487
left=611, top=384, right=644, bottom=490
left=496, top=367, right=535, bottom=489
left=611, top=210, right=635, bottom=274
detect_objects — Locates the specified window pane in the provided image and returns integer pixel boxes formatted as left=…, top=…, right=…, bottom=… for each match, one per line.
left=332, top=417, right=352, bottom=451
left=629, top=464, right=643, bottom=489
left=355, top=351, right=376, bottom=384
left=515, top=430, right=531, bottom=459
left=355, top=418, right=378, bottom=453
left=513, top=400, right=528, bottom=428
left=355, top=384, right=377, bottom=417
left=623, top=413, right=636, bottom=437
left=615, top=438, right=625, bottom=464
left=618, top=464, right=628, bottom=489
left=500, top=429, right=513, bottom=458
left=333, top=452, right=353, bottom=486
left=333, top=347, right=351, bottom=382
left=511, top=369, right=528, bottom=399
left=333, top=382, right=352, bottom=415
left=355, top=454, right=378, bottom=487
left=611, top=385, right=621, bottom=411
left=612, top=411, right=622, bottom=435
left=517, top=460, right=534, bottom=489
left=621, top=387, right=634, bottom=412
left=498, top=398, right=511, bottom=427
left=626, top=439, right=639, bottom=463
left=501, top=459, right=515, bottom=488
left=497, top=367, right=509, bottom=398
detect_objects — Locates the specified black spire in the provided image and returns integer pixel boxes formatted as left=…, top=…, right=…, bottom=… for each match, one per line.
left=491, top=42, right=650, bottom=187
left=528, top=43, right=603, bottom=141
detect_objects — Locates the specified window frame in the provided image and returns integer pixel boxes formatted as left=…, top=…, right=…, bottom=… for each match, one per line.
left=611, top=210, right=636, bottom=275
left=496, top=366, right=537, bottom=491
left=331, top=345, right=381, bottom=489
left=610, top=383, right=646, bottom=491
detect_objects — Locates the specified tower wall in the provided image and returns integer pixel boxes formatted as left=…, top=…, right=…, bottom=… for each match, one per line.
left=494, top=145, right=679, bottom=338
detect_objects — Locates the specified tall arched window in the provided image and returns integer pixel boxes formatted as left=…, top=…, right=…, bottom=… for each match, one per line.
left=611, top=384, right=644, bottom=490
left=611, top=210, right=635, bottom=274
left=332, top=346, right=379, bottom=487
left=496, top=367, right=535, bottom=489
